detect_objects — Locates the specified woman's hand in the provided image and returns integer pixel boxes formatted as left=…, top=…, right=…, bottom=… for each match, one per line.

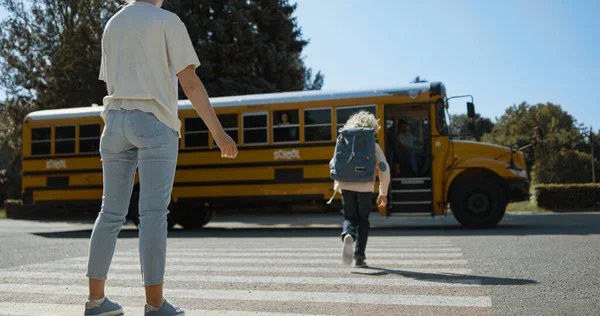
left=214, top=132, right=238, bottom=159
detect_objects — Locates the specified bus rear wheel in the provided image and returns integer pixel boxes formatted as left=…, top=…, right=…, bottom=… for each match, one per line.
left=450, top=179, right=507, bottom=229
left=177, top=207, right=214, bottom=230
left=127, top=189, right=177, bottom=230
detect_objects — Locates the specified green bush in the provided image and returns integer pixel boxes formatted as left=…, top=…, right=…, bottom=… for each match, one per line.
left=532, top=148, right=598, bottom=184
left=534, top=184, right=600, bottom=210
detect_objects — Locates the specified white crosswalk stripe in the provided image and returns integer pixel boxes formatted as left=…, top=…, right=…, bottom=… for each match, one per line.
left=0, top=237, right=492, bottom=315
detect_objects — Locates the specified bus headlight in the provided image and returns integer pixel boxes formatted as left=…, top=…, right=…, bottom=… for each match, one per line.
left=508, top=168, right=528, bottom=178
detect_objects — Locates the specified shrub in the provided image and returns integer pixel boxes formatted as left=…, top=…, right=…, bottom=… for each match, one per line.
left=534, top=184, right=600, bottom=210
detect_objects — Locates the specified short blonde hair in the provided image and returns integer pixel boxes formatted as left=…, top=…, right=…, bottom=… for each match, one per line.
left=342, top=110, right=380, bottom=132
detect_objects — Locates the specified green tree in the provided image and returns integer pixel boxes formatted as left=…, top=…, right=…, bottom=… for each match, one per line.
left=482, top=101, right=589, bottom=184
left=0, top=0, right=121, bottom=110
left=0, top=0, right=324, bottom=198
left=163, top=0, right=324, bottom=97
left=0, top=0, right=121, bottom=198
left=532, top=148, right=598, bottom=184
left=450, top=113, right=494, bottom=141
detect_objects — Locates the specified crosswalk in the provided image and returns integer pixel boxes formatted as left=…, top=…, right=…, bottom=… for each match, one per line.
left=0, top=237, right=492, bottom=315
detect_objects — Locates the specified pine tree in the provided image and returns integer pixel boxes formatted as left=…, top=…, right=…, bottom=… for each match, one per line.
left=163, top=0, right=324, bottom=97
left=0, top=0, right=121, bottom=110
left=0, top=0, right=121, bottom=198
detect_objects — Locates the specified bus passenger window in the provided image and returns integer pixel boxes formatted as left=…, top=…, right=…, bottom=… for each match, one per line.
left=304, top=108, right=332, bottom=142
left=184, top=117, right=209, bottom=148
left=273, top=110, right=299, bottom=143
left=243, top=112, right=268, bottom=145
left=55, top=125, right=75, bottom=154
left=79, top=124, right=101, bottom=153
left=336, top=105, right=376, bottom=136
left=213, top=114, right=238, bottom=146
left=31, top=127, right=51, bottom=156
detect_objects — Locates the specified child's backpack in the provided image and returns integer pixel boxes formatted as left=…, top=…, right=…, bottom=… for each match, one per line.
left=329, top=127, right=377, bottom=182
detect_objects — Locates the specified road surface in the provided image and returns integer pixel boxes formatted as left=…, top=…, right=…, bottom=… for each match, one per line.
left=0, top=212, right=599, bottom=315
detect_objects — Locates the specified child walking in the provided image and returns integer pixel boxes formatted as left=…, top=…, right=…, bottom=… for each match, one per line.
left=328, top=110, right=391, bottom=268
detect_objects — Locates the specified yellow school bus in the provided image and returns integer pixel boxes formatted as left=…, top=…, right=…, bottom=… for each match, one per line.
left=20, top=82, right=532, bottom=229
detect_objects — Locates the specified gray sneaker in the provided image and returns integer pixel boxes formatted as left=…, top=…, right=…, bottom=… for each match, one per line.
left=341, top=234, right=354, bottom=265
left=84, top=296, right=124, bottom=316
left=145, top=298, right=185, bottom=316
left=353, top=258, right=368, bottom=268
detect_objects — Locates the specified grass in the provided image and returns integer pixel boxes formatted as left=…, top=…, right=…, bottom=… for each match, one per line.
left=506, top=200, right=551, bottom=214
left=0, top=208, right=6, bottom=219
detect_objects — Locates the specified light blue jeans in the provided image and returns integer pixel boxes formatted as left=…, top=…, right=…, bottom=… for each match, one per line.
left=86, top=109, right=178, bottom=286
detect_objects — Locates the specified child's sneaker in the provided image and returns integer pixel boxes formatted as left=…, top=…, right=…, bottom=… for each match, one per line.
left=342, top=233, right=354, bottom=265
left=84, top=296, right=124, bottom=316
left=353, top=258, right=368, bottom=268
left=145, top=298, right=185, bottom=316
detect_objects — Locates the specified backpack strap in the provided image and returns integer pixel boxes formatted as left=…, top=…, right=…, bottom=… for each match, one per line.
left=347, top=134, right=356, bottom=163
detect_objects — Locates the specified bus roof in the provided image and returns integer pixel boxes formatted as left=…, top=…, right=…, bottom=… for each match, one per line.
left=25, top=82, right=434, bottom=121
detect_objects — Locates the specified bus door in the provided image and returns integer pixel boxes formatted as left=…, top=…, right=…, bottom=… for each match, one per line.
left=383, top=104, right=434, bottom=216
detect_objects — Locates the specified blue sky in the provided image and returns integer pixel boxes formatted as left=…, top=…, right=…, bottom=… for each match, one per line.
left=1, top=0, right=599, bottom=127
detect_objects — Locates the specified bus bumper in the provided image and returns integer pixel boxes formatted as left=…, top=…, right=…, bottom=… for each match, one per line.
left=507, top=179, right=530, bottom=202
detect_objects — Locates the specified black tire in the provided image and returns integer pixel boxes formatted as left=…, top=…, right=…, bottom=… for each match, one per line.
left=127, top=189, right=177, bottom=230
left=450, top=179, right=507, bottom=229
left=177, top=207, right=214, bottom=230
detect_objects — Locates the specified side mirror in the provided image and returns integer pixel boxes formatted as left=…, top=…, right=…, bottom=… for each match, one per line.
left=467, top=102, right=475, bottom=118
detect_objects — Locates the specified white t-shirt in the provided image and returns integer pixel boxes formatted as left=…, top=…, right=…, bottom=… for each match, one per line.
left=98, top=1, right=201, bottom=138
left=397, top=131, right=416, bottom=148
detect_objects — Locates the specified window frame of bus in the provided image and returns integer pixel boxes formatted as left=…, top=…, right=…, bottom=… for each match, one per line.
left=54, top=125, right=76, bottom=155
left=335, top=104, right=377, bottom=136
left=31, top=126, right=52, bottom=156
left=212, top=113, right=239, bottom=146
left=303, top=107, right=332, bottom=142
left=242, top=111, right=269, bottom=145
left=184, top=116, right=209, bottom=148
left=79, top=123, right=101, bottom=153
left=272, top=109, right=300, bottom=144
left=435, top=99, right=449, bottom=136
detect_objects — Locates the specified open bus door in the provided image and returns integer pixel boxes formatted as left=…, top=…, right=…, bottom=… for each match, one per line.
left=384, top=104, right=434, bottom=217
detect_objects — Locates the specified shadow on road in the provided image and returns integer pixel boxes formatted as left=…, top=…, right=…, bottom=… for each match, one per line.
left=29, top=213, right=600, bottom=239
left=352, top=266, right=538, bottom=286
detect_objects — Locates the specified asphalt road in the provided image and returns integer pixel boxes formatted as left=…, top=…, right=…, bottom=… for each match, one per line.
left=0, top=212, right=599, bottom=315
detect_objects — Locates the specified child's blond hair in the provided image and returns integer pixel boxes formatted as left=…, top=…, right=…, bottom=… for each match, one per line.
left=342, top=110, right=381, bottom=132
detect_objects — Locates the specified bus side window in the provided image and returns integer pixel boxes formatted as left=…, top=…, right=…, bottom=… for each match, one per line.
left=31, top=127, right=51, bottom=156
left=335, top=105, right=376, bottom=136
left=184, top=117, right=209, bottom=148
left=213, top=114, right=239, bottom=146
left=79, top=124, right=101, bottom=153
left=242, top=112, right=268, bottom=145
left=55, top=125, right=75, bottom=154
left=304, top=108, right=332, bottom=142
left=273, top=110, right=299, bottom=143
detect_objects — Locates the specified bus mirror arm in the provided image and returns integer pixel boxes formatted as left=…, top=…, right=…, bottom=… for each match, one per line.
left=445, top=95, right=475, bottom=119
left=504, top=127, right=545, bottom=168
left=518, top=127, right=545, bottom=151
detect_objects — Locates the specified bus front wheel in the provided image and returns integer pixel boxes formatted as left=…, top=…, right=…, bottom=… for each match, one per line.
left=450, top=179, right=507, bottom=229
left=127, top=189, right=177, bottom=230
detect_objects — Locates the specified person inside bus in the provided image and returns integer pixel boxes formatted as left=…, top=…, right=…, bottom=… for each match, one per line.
left=278, top=111, right=290, bottom=126
left=275, top=111, right=298, bottom=141
left=84, top=1, right=237, bottom=316
left=396, top=119, right=423, bottom=176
